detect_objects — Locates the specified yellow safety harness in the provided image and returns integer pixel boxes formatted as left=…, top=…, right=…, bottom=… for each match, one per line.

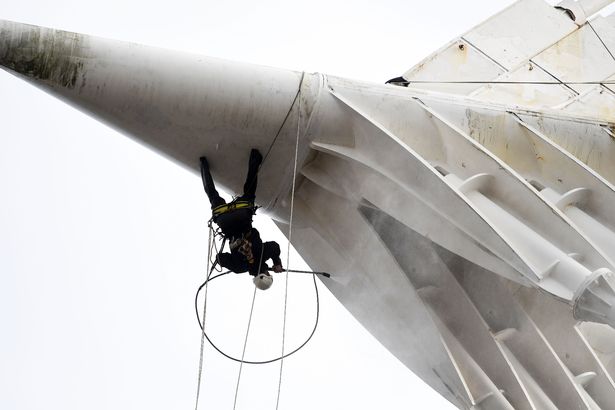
left=211, top=200, right=255, bottom=219
left=210, top=200, right=258, bottom=240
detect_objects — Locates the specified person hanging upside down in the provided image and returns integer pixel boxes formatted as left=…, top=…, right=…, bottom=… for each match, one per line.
left=199, top=149, right=283, bottom=290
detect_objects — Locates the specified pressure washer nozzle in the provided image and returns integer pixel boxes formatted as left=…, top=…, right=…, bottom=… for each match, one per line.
left=269, top=267, right=332, bottom=278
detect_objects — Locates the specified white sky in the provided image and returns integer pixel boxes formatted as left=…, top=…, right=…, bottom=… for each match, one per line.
left=0, top=0, right=575, bottom=409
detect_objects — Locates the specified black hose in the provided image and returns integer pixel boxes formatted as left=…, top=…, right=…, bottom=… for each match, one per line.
left=194, top=264, right=320, bottom=365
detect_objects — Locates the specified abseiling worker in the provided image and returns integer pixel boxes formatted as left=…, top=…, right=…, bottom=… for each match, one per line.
left=199, top=149, right=283, bottom=290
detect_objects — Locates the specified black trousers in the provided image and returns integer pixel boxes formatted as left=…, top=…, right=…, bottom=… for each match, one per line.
left=200, top=149, right=262, bottom=208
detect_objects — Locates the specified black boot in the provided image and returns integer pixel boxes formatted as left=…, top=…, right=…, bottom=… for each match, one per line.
left=199, top=156, right=225, bottom=208
left=249, top=149, right=263, bottom=168
left=200, top=156, right=209, bottom=170
left=242, top=150, right=262, bottom=202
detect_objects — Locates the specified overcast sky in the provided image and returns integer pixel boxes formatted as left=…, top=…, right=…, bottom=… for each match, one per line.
left=0, top=0, right=572, bottom=409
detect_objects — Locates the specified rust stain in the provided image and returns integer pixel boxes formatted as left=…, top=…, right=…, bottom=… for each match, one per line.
left=455, top=41, right=468, bottom=66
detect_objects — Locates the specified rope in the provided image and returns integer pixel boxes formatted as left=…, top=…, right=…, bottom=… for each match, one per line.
left=391, top=80, right=615, bottom=86
left=588, top=21, right=615, bottom=64
left=232, top=284, right=258, bottom=410
left=210, top=232, right=224, bottom=273
left=237, top=70, right=305, bottom=219
left=460, top=36, right=508, bottom=72
left=232, top=240, right=265, bottom=409
left=528, top=59, right=579, bottom=96
left=194, top=224, right=215, bottom=410
left=275, top=81, right=303, bottom=410
left=261, top=72, right=306, bottom=165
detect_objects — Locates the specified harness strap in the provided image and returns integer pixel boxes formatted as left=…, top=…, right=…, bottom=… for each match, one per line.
left=211, top=200, right=255, bottom=218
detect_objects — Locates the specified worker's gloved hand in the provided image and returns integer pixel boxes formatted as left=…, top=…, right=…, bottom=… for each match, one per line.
left=272, top=264, right=284, bottom=273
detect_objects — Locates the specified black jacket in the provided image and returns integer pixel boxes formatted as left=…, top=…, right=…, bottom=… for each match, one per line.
left=218, top=228, right=282, bottom=275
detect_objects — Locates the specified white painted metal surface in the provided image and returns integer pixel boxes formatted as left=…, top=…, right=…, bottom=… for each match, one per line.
left=558, top=0, right=615, bottom=24
left=3, top=0, right=615, bottom=408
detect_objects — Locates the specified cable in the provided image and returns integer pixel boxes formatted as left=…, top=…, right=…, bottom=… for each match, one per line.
left=232, top=285, right=258, bottom=410
left=528, top=59, right=579, bottom=96
left=391, top=80, right=615, bottom=86
left=232, top=244, right=265, bottom=408
left=210, top=231, right=224, bottom=272
left=275, top=83, right=303, bottom=410
left=588, top=21, right=615, bottom=64
left=461, top=36, right=508, bottom=72
left=194, top=225, right=215, bottom=410
left=194, top=266, right=320, bottom=365
left=235, top=71, right=305, bottom=201
left=261, top=71, right=306, bottom=165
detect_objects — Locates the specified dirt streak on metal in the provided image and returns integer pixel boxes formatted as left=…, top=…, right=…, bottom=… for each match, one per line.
left=0, top=24, right=87, bottom=89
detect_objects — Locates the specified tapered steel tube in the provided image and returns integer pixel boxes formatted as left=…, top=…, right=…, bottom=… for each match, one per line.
left=0, top=20, right=317, bottom=208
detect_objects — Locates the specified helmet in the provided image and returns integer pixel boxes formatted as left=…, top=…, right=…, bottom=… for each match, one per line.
left=253, top=273, right=273, bottom=290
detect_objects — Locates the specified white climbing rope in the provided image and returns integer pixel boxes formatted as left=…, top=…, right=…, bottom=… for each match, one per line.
left=194, top=224, right=215, bottom=410
left=232, top=285, right=258, bottom=410
left=232, top=245, right=264, bottom=410
left=275, top=84, right=303, bottom=410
